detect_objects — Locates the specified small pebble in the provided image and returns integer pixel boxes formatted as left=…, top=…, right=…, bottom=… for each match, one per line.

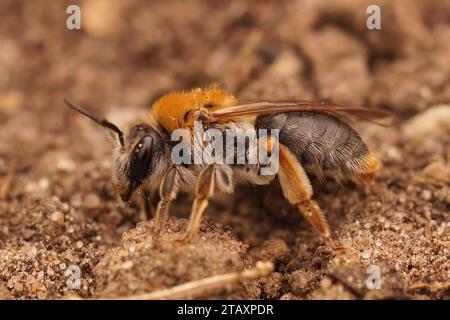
left=121, top=261, right=134, bottom=270
left=361, top=249, right=372, bottom=259
left=38, top=178, right=49, bottom=190
left=56, top=157, right=75, bottom=172
left=46, top=266, right=55, bottom=276
left=37, top=288, right=48, bottom=299
left=7, top=278, right=15, bottom=289
left=421, top=189, right=432, bottom=201
left=70, top=194, right=82, bottom=208
left=14, top=282, right=23, bottom=292
left=61, top=202, right=70, bottom=212
left=320, top=277, right=332, bottom=289
left=50, top=211, right=65, bottom=225
left=84, top=193, right=101, bottom=209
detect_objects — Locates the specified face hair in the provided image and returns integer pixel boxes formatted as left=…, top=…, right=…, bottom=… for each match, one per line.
left=63, top=99, right=124, bottom=147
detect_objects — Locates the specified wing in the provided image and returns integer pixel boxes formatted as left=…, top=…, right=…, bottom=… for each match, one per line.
left=206, top=101, right=392, bottom=126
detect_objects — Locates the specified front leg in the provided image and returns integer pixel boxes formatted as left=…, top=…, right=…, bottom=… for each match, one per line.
left=175, top=165, right=216, bottom=243
left=140, top=189, right=158, bottom=221
left=154, top=166, right=179, bottom=233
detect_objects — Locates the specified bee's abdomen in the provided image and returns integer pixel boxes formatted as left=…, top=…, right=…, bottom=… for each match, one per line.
left=256, top=112, right=374, bottom=182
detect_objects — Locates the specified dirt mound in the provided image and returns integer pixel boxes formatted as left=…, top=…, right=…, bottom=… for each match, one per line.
left=93, top=218, right=257, bottom=299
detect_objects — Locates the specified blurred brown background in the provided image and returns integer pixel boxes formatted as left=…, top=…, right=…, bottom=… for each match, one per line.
left=0, top=0, right=449, bottom=300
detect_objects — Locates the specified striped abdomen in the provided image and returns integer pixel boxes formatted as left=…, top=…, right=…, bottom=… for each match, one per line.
left=256, top=112, right=380, bottom=183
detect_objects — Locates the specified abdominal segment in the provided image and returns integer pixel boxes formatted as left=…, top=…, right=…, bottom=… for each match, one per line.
left=256, top=112, right=380, bottom=183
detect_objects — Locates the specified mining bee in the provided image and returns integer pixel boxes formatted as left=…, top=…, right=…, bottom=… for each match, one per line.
left=64, top=85, right=389, bottom=244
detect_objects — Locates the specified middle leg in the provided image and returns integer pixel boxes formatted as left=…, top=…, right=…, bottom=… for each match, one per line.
left=175, top=165, right=216, bottom=243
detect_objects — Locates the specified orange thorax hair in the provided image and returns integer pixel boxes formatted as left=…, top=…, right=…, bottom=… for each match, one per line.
left=150, top=86, right=237, bottom=133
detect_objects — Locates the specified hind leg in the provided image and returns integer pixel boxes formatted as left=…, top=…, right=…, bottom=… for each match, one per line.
left=277, top=143, right=331, bottom=241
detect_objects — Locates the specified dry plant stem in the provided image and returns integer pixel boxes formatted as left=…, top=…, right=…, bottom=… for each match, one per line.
left=407, top=281, right=450, bottom=293
left=115, top=261, right=274, bottom=300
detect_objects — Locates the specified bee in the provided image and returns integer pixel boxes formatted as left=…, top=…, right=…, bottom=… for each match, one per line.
left=64, top=85, right=389, bottom=244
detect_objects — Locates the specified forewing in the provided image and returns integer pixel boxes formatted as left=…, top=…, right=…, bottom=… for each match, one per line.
left=206, top=101, right=391, bottom=126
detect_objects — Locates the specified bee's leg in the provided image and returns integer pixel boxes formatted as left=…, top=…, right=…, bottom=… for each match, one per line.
left=154, top=166, right=179, bottom=233
left=139, top=190, right=157, bottom=221
left=277, top=143, right=331, bottom=242
left=175, top=165, right=216, bottom=243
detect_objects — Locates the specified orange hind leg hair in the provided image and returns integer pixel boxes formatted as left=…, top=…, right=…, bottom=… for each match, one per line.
left=275, top=142, right=332, bottom=242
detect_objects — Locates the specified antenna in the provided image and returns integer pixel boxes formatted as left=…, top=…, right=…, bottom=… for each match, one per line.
left=64, top=99, right=124, bottom=147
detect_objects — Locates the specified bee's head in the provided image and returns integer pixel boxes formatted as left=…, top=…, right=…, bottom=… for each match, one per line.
left=64, top=99, right=165, bottom=202
left=115, top=123, right=164, bottom=202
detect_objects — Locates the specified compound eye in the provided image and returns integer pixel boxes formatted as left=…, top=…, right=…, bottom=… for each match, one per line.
left=128, top=125, right=146, bottom=140
left=128, top=136, right=154, bottom=183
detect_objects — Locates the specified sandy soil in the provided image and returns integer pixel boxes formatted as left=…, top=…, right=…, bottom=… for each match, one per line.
left=0, top=0, right=449, bottom=299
